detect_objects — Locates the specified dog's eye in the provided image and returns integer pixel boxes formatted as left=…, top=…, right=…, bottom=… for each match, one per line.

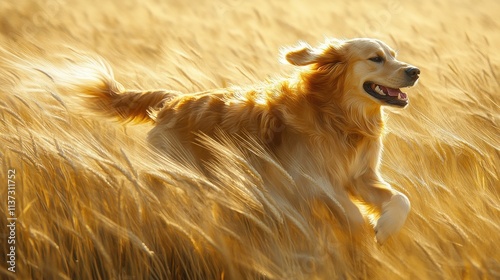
left=369, top=56, right=384, bottom=63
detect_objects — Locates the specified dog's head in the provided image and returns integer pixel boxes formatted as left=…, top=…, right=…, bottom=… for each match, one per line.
left=283, top=38, right=420, bottom=108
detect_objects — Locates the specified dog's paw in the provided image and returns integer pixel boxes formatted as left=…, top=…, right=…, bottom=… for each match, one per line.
left=374, top=193, right=410, bottom=244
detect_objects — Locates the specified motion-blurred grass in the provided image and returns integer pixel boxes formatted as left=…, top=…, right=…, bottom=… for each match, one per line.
left=0, top=0, right=499, bottom=279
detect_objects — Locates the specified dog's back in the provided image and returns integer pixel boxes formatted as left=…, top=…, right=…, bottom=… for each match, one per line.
left=77, top=64, right=287, bottom=154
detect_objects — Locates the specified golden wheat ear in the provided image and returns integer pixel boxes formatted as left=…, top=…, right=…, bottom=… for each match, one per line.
left=282, top=42, right=319, bottom=66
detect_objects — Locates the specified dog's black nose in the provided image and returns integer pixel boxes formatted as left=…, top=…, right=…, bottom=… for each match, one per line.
left=405, top=67, right=420, bottom=79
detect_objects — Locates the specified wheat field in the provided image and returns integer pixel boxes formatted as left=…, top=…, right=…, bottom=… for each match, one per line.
left=0, top=0, right=499, bottom=279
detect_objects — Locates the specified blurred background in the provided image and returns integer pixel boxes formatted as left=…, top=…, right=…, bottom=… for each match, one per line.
left=0, top=0, right=499, bottom=279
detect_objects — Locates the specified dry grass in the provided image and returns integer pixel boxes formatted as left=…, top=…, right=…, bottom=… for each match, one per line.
left=0, top=0, right=499, bottom=279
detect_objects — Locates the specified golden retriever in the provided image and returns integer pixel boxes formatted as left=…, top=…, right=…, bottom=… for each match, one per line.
left=79, top=38, right=419, bottom=244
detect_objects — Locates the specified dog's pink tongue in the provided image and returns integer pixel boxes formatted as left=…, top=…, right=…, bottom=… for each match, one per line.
left=386, top=87, right=401, bottom=96
left=379, top=86, right=406, bottom=99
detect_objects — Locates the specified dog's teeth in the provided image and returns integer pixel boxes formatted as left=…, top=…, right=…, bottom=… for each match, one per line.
left=375, top=86, right=385, bottom=95
left=398, top=93, right=402, bottom=100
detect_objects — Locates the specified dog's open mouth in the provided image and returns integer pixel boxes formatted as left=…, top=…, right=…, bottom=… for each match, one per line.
left=363, top=82, right=409, bottom=107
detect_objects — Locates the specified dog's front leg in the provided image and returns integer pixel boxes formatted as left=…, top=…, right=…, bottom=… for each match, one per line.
left=352, top=170, right=410, bottom=244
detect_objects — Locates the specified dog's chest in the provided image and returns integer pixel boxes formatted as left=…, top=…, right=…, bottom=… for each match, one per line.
left=312, top=133, right=380, bottom=180
left=349, top=136, right=381, bottom=178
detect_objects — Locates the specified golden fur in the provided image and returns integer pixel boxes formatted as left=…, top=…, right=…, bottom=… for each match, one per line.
left=80, top=38, right=419, bottom=244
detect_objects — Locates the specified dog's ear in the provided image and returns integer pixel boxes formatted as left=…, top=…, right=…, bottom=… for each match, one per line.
left=283, top=43, right=319, bottom=66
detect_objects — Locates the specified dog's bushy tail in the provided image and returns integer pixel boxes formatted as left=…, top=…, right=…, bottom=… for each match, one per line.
left=61, top=57, right=175, bottom=123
